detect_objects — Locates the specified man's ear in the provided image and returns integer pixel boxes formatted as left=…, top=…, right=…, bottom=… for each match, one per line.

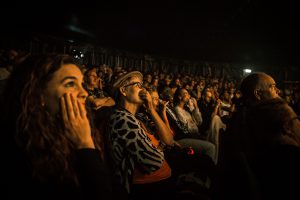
left=254, top=89, right=262, bottom=100
left=283, top=122, right=293, bottom=136
left=119, top=87, right=127, bottom=97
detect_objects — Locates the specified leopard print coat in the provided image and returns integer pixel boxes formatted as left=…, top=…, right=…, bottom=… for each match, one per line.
left=107, top=108, right=165, bottom=193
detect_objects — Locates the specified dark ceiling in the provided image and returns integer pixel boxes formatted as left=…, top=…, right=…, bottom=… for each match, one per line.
left=1, top=0, right=299, bottom=65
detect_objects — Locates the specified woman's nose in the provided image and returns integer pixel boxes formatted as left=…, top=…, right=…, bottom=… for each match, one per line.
left=78, top=85, right=88, bottom=100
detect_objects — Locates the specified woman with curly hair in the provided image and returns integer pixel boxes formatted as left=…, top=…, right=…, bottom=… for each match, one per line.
left=1, top=54, right=112, bottom=200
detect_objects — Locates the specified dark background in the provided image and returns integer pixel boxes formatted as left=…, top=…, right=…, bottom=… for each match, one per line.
left=1, top=0, right=299, bottom=66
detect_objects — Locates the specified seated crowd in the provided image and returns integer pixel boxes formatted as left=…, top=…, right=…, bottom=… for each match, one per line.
left=1, top=50, right=300, bottom=200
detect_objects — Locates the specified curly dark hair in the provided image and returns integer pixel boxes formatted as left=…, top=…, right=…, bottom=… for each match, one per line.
left=3, top=54, right=102, bottom=186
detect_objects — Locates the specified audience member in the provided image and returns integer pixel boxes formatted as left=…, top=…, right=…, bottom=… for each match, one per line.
left=1, top=54, right=112, bottom=200
left=216, top=72, right=283, bottom=200
left=107, top=71, right=175, bottom=199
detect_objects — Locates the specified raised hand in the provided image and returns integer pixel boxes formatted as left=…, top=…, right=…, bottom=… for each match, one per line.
left=160, top=100, right=169, bottom=113
left=60, top=93, right=95, bottom=149
left=139, top=89, right=154, bottom=111
left=190, top=97, right=198, bottom=107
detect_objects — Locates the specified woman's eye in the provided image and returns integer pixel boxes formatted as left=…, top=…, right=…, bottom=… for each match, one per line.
left=64, top=81, right=75, bottom=88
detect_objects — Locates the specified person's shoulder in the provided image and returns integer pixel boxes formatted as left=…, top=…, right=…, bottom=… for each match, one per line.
left=109, top=108, right=139, bottom=125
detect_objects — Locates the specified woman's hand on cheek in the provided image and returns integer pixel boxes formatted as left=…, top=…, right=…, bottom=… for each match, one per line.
left=60, top=93, right=95, bottom=149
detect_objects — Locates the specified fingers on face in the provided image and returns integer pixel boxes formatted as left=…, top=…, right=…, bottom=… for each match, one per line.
left=60, top=96, right=68, bottom=122
left=70, top=94, right=79, bottom=117
left=65, top=93, right=75, bottom=120
left=145, top=91, right=152, bottom=100
left=62, top=93, right=87, bottom=120
left=78, top=100, right=87, bottom=118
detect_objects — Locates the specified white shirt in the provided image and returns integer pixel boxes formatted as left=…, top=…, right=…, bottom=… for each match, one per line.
left=174, top=106, right=202, bottom=135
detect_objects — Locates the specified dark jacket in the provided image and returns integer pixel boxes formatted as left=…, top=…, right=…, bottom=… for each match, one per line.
left=3, top=134, right=113, bottom=200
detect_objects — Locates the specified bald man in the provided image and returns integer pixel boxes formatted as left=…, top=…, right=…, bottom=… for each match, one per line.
left=240, top=72, right=280, bottom=106
left=215, top=72, right=284, bottom=200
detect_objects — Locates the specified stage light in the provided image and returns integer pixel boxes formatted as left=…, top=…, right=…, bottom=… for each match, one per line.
left=243, top=68, right=252, bottom=76
left=243, top=69, right=252, bottom=73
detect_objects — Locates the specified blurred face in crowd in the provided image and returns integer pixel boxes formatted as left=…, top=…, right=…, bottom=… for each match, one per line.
left=159, top=73, right=165, bottom=80
left=170, top=86, right=177, bottom=96
left=100, top=64, right=108, bottom=74
left=150, top=91, right=160, bottom=109
left=43, top=64, right=88, bottom=116
left=87, top=69, right=99, bottom=87
left=235, top=91, right=241, bottom=99
left=180, top=88, right=190, bottom=104
left=145, top=74, right=152, bottom=83
left=204, top=90, right=213, bottom=103
left=175, top=78, right=181, bottom=86
left=189, top=80, right=195, bottom=88
left=199, top=81, right=205, bottom=91
left=222, top=91, right=230, bottom=102
left=165, top=78, right=171, bottom=86
left=152, top=78, right=159, bottom=86
left=184, top=84, right=191, bottom=91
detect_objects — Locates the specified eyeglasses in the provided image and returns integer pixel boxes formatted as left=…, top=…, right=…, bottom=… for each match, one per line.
left=123, top=82, right=143, bottom=89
